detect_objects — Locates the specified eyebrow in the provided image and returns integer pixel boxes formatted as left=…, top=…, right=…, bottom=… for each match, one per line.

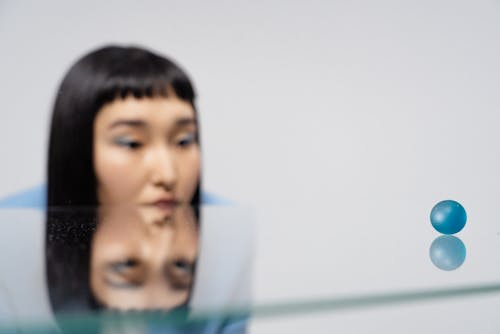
left=108, top=117, right=196, bottom=130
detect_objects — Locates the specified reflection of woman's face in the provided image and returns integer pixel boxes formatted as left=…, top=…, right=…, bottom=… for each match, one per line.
left=93, top=94, right=200, bottom=207
left=90, top=206, right=198, bottom=310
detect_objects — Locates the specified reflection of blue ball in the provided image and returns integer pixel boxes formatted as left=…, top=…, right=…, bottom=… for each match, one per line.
left=429, top=235, right=466, bottom=271
left=430, top=200, right=467, bottom=234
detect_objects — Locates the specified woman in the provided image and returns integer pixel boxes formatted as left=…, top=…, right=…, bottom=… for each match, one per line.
left=47, top=45, right=201, bottom=208
left=45, top=45, right=202, bottom=313
left=25, top=45, right=246, bottom=332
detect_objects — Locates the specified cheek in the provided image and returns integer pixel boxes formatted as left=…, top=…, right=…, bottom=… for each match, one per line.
left=178, top=150, right=201, bottom=200
left=94, top=148, right=145, bottom=204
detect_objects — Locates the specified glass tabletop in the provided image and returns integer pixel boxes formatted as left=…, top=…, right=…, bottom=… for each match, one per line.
left=0, top=200, right=499, bottom=333
left=250, top=198, right=500, bottom=332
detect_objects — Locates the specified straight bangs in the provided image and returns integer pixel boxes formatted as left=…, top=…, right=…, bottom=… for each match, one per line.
left=85, top=46, right=196, bottom=111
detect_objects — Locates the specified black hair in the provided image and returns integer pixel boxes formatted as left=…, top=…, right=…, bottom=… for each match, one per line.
left=47, top=45, right=200, bottom=207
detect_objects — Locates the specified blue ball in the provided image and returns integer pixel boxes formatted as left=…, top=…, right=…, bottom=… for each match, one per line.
left=429, top=235, right=466, bottom=271
left=430, top=200, right=467, bottom=235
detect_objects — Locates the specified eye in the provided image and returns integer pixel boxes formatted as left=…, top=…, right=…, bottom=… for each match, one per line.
left=110, top=258, right=139, bottom=273
left=175, top=133, right=196, bottom=148
left=173, top=259, right=193, bottom=275
left=113, top=137, right=143, bottom=149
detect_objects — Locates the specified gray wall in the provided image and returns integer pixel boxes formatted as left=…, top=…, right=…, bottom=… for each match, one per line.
left=1, top=0, right=499, bottom=209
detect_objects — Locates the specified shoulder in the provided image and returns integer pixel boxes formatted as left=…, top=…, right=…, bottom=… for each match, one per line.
left=0, top=184, right=232, bottom=208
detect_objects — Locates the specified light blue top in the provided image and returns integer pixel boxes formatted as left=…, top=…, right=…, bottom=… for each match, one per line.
left=0, top=184, right=231, bottom=208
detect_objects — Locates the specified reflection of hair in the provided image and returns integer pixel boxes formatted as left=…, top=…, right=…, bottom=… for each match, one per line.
left=45, top=208, right=196, bottom=315
left=45, top=209, right=100, bottom=312
left=47, top=45, right=200, bottom=207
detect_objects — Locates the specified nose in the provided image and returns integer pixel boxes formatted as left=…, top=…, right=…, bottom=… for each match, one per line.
left=149, top=146, right=177, bottom=191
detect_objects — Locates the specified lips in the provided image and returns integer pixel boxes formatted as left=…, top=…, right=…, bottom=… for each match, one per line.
left=153, top=199, right=176, bottom=209
left=147, top=198, right=178, bottom=214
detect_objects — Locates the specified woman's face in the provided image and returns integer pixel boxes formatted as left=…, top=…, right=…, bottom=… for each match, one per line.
left=93, top=94, right=200, bottom=209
